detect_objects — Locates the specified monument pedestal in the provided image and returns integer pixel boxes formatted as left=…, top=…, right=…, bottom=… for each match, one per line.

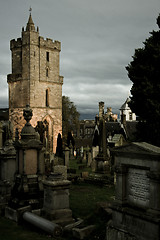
left=42, top=173, right=74, bottom=226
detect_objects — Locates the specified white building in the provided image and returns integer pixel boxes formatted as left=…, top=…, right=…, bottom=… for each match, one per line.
left=120, top=97, right=136, bottom=122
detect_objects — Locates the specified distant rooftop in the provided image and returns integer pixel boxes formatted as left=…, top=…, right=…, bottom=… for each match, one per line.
left=0, top=108, right=9, bottom=121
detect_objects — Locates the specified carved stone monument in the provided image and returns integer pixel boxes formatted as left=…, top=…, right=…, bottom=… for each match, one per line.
left=107, top=142, right=160, bottom=240
left=9, top=105, right=45, bottom=209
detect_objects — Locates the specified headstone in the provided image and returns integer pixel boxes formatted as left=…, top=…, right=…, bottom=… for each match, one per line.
left=82, top=150, right=87, bottom=164
left=0, top=139, right=16, bottom=204
left=107, top=142, right=160, bottom=240
left=87, top=151, right=92, bottom=167
left=56, top=133, right=63, bottom=157
left=64, top=146, right=70, bottom=167
left=80, top=146, right=83, bottom=158
left=91, top=159, right=97, bottom=172
left=92, top=146, right=99, bottom=159
left=81, top=171, right=89, bottom=179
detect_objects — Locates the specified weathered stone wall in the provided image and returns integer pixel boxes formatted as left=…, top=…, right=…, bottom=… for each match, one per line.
left=9, top=107, right=62, bottom=153
left=7, top=15, right=63, bottom=153
left=8, top=80, right=30, bottom=108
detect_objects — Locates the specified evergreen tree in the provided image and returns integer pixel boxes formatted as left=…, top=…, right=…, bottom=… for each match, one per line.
left=62, top=96, right=80, bottom=143
left=126, top=14, right=160, bottom=146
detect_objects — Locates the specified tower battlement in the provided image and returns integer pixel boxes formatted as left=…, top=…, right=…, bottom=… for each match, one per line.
left=39, top=36, right=61, bottom=51
left=10, top=38, right=22, bottom=49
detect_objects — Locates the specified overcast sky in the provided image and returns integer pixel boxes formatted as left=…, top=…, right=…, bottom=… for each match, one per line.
left=0, top=0, right=159, bottom=119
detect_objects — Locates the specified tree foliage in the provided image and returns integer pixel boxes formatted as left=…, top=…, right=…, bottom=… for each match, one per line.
left=126, top=14, right=160, bottom=146
left=62, top=96, right=80, bottom=142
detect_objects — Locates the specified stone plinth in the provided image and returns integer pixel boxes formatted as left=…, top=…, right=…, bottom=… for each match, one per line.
left=107, top=142, right=160, bottom=240
left=42, top=173, right=74, bottom=226
left=54, top=165, right=67, bottom=180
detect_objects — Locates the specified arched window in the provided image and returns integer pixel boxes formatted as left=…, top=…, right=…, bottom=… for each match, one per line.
left=46, top=89, right=49, bottom=107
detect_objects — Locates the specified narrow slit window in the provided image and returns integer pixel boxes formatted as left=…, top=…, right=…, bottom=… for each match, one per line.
left=46, top=89, right=49, bottom=107
left=46, top=68, right=49, bottom=77
left=46, top=52, right=49, bottom=62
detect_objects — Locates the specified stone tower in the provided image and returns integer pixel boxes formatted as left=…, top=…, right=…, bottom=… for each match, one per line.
left=7, top=13, right=63, bottom=153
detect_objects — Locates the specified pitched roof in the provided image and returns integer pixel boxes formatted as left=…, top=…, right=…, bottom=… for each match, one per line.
left=124, top=121, right=138, bottom=141
left=26, top=13, right=36, bottom=31
left=120, top=97, right=130, bottom=110
left=105, top=122, right=124, bottom=136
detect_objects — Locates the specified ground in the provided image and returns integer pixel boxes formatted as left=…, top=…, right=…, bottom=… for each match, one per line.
left=0, top=182, right=115, bottom=240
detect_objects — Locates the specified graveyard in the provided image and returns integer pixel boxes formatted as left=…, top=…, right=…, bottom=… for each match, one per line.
left=0, top=182, right=115, bottom=240
left=0, top=10, right=160, bottom=240
left=0, top=144, right=115, bottom=240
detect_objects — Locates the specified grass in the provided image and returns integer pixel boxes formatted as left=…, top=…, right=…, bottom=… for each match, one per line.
left=70, top=182, right=114, bottom=219
left=68, top=157, right=92, bottom=174
left=0, top=216, right=52, bottom=240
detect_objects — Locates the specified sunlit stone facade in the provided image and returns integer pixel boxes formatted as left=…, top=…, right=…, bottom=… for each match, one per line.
left=7, top=13, right=63, bottom=153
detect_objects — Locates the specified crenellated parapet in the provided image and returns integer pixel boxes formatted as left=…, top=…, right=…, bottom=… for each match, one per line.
left=10, top=38, right=22, bottom=50
left=39, top=36, right=61, bottom=51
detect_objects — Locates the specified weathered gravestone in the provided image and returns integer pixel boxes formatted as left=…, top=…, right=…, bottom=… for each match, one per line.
left=107, top=142, right=160, bottom=240
left=64, top=146, right=70, bottom=167
left=0, top=122, right=16, bottom=207
left=42, top=172, right=74, bottom=226
left=87, top=151, right=92, bottom=167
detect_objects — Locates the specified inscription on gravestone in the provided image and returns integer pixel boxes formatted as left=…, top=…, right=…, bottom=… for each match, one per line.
left=127, top=168, right=150, bottom=208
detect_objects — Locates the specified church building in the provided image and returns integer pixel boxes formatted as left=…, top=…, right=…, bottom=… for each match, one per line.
left=7, top=12, right=63, bottom=153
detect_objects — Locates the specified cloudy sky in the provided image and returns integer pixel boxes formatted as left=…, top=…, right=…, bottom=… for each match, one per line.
left=0, top=0, right=159, bottom=119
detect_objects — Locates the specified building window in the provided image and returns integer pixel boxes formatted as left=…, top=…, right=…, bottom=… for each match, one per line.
left=46, top=52, right=49, bottom=62
left=129, top=112, right=132, bottom=121
left=46, top=68, right=49, bottom=77
left=46, top=89, right=49, bottom=107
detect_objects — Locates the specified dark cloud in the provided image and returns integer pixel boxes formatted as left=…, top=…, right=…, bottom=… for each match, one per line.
left=0, top=0, right=159, bottom=118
